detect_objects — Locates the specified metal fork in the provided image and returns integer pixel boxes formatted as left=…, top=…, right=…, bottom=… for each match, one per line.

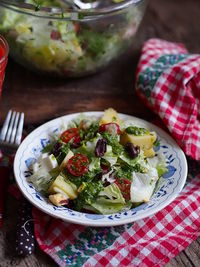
left=0, top=110, right=24, bottom=155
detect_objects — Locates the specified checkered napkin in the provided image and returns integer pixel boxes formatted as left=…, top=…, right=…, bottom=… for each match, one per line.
left=136, top=38, right=200, bottom=160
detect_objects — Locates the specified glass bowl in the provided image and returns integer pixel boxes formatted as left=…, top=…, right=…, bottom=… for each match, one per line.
left=0, top=0, right=147, bottom=77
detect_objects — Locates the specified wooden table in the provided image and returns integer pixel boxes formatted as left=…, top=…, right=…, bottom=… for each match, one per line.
left=0, top=0, right=200, bottom=266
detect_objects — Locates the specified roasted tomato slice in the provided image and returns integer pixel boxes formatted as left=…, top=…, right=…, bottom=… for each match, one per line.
left=67, top=153, right=89, bottom=177
left=115, top=178, right=131, bottom=200
left=99, top=123, right=121, bottom=135
left=60, top=128, right=81, bottom=147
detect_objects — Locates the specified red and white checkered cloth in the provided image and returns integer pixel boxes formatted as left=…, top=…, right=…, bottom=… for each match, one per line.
left=136, top=38, right=200, bottom=160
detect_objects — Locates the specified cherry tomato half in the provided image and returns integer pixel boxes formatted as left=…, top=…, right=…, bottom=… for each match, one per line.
left=61, top=128, right=81, bottom=147
left=99, top=123, right=121, bottom=135
left=115, top=178, right=131, bottom=200
left=67, top=153, right=89, bottom=177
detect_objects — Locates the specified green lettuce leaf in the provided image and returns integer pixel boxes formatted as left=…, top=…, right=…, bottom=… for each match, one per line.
left=119, top=151, right=146, bottom=173
left=76, top=137, right=99, bottom=158
left=102, top=145, right=118, bottom=166
left=28, top=169, right=53, bottom=194
left=90, top=183, right=125, bottom=214
left=156, top=161, right=168, bottom=178
left=89, top=157, right=101, bottom=172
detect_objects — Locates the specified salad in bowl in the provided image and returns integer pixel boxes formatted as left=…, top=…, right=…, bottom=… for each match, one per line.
left=0, top=0, right=147, bottom=76
left=27, top=108, right=168, bottom=215
left=14, top=109, right=187, bottom=225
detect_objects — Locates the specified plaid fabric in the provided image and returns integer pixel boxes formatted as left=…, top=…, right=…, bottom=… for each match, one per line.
left=136, top=38, right=200, bottom=160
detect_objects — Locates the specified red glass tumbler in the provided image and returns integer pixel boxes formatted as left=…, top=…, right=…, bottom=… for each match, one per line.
left=0, top=35, right=9, bottom=96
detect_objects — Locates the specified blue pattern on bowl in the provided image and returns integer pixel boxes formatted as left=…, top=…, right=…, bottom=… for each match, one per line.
left=15, top=112, right=187, bottom=226
left=20, top=132, right=179, bottom=219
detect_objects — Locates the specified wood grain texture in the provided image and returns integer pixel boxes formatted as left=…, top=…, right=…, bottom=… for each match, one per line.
left=0, top=0, right=200, bottom=266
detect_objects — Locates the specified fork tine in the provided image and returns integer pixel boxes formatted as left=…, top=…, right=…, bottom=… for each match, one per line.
left=15, top=112, right=24, bottom=145
left=10, top=112, right=20, bottom=144
left=0, top=110, right=12, bottom=142
left=5, top=111, right=16, bottom=143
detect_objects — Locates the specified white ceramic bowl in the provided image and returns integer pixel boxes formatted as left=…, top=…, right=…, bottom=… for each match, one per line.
left=14, top=112, right=188, bottom=226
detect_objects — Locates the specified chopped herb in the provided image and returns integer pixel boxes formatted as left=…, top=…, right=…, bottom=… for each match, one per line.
left=117, top=155, right=146, bottom=173
left=112, top=116, right=117, bottom=121
left=79, top=30, right=108, bottom=58
left=35, top=4, right=41, bottom=11
left=49, top=167, right=61, bottom=179
left=56, top=142, right=70, bottom=165
left=61, top=12, right=64, bottom=19
left=67, top=168, right=101, bottom=188
left=114, top=166, right=133, bottom=181
left=78, top=13, right=85, bottom=20
left=125, top=126, right=149, bottom=136
left=82, top=122, right=99, bottom=141
left=101, top=132, right=123, bottom=155
left=74, top=181, right=103, bottom=211
left=42, top=143, right=53, bottom=153
left=153, top=139, right=160, bottom=147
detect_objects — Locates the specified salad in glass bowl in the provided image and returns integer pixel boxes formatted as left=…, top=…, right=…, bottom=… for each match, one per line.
left=27, top=108, right=168, bottom=215
left=0, top=0, right=147, bottom=77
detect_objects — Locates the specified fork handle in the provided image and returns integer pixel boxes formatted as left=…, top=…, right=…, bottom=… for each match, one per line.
left=0, top=166, right=9, bottom=229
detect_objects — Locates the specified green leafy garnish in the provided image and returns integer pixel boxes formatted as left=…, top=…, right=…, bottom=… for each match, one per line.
left=114, top=165, right=133, bottom=181
left=81, top=122, right=99, bottom=141
left=67, top=168, right=101, bottom=188
left=79, top=30, right=107, bottom=58
left=101, top=132, right=123, bottom=155
left=42, top=143, right=53, bottom=153
left=56, top=142, right=70, bottom=165
left=125, top=126, right=149, bottom=136
left=49, top=167, right=61, bottom=179
left=153, top=139, right=160, bottom=148
left=74, top=181, right=103, bottom=211
left=35, top=4, right=41, bottom=11
left=118, top=152, right=146, bottom=173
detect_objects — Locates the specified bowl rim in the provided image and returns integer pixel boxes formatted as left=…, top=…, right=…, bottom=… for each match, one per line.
left=13, top=111, right=188, bottom=226
left=0, top=0, right=145, bottom=21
